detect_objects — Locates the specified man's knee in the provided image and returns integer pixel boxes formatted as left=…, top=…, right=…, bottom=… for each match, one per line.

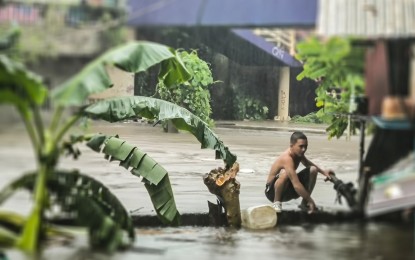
left=275, top=170, right=289, bottom=186
left=309, top=166, right=318, bottom=177
left=274, top=175, right=289, bottom=196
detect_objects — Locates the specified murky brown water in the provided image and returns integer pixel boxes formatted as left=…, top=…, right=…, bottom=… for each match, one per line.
left=4, top=223, right=414, bottom=260
left=1, top=121, right=413, bottom=259
left=132, top=223, right=414, bottom=260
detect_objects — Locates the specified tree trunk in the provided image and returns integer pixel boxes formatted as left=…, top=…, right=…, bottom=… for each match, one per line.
left=203, top=163, right=241, bottom=228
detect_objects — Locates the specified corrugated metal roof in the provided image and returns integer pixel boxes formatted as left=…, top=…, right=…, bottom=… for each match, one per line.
left=317, top=0, right=415, bottom=38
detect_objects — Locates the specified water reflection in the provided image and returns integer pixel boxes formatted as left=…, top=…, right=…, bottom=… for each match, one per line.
left=132, top=223, right=414, bottom=260
left=3, top=222, right=414, bottom=259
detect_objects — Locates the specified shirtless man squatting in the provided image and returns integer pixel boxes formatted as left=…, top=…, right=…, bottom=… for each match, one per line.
left=265, top=131, right=334, bottom=213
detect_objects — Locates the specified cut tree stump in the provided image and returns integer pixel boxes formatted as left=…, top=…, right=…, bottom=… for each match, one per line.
left=203, top=162, right=241, bottom=228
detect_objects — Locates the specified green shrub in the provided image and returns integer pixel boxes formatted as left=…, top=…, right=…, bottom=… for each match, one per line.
left=291, top=112, right=324, bottom=124
left=234, top=95, right=269, bottom=120
left=157, top=50, right=215, bottom=126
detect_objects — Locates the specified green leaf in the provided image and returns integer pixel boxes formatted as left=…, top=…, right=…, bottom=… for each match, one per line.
left=84, top=96, right=237, bottom=167
left=159, top=56, right=190, bottom=87
left=295, top=36, right=365, bottom=139
left=0, top=226, right=18, bottom=247
left=0, top=211, right=23, bottom=247
left=0, top=171, right=135, bottom=252
left=86, top=134, right=180, bottom=225
left=15, top=207, right=42, bottom=252
left=295, top=37, right=322, bottom=58
left=144, top=176, right=180, bottom=225
left=326, top=117, right=349, bottom=139
left=316, top=100, right=325, bottom=107
left=84, top=134, right=107, bottom=152
left=156, top=49, right=214, bottom=124
left=0, top=211, right=25, bottom=230
left=0, top=55, right=47, bottom=110
left=296, top=71, right=306, bottom=81
left=51, top=41, right=191, bottom=107
left=326, top=37, right=350, bottom=61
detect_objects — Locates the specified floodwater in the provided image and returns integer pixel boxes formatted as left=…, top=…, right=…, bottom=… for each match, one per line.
left=0, top=120, right=414, bottom=259
left=117, top=223, right=415, bottom=260
left=4, top=223, right=415, bottom=260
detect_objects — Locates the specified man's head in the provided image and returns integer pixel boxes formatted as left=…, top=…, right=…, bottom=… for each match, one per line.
left=290, top=131, right=308, bottom=157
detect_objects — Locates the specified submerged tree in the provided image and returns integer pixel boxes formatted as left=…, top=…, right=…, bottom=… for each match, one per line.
left=0, top=27, right=237, bottom=255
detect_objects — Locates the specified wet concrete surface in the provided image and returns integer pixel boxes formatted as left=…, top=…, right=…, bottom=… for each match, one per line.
left=1, top=120, right=414, bottom=259
left=0, top=120, right=361, bottom=216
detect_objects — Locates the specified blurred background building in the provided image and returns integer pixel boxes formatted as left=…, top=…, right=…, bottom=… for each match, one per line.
left=0, top=0, right=130, bottom=90
left=126, top=0, right=318, bottom=121
left=0, top=0, right=320, bottom=121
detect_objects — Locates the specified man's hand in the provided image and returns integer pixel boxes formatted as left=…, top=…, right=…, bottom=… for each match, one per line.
left=323, top=169, right=335, bottom=182
left=307, top=199, right=317, bottom=214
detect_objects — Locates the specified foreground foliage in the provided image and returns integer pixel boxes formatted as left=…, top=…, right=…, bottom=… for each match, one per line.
left=156, top=50, right=216, bottom=126
left=0, top=28, right=236, bottom=254
left=295, top=37, right=365, bottom=139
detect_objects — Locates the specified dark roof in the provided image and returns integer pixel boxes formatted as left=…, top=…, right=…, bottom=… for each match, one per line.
left=231, top=29, right=302, bottom=67
left=126, top=0, right=317, bottom=28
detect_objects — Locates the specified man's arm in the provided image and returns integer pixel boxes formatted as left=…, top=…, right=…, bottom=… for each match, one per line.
left=266, top=158, right=281, bottom=183
left=301, top=156, right=333, bottom=180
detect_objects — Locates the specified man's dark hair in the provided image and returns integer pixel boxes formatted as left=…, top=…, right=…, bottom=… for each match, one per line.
left=290, top=131, right=307, bottom=145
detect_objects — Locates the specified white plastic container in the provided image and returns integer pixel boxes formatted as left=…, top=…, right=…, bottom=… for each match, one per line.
left=241, top=205, right=277, bottom=229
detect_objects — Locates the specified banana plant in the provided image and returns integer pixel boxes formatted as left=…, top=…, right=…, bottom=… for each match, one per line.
left=0, top=37, right=190, bottom=253
left=0, top=29, right=236, bottom=254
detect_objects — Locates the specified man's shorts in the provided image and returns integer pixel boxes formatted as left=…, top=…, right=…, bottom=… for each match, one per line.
left=265, top=167, right=311, bottom=202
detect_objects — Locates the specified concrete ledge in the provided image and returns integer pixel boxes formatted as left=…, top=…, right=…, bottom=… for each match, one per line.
left=46, top=210, right=413, bottom=228
left=215, top=124, right=326, bottom=134
left=214, top=121, right=327, bottom=135
left=130, top=210, right=359, bottom=227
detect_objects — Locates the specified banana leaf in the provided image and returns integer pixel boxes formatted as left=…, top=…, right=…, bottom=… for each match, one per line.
left=0, top=226, right=18, bottom=248
left=0, top=170, right=135, bottom=252
left=85, top=134, right=180, bottom=225
left=0, top=211, right=25, bottom=233
left=84, top=96, right=237, bottom=168
left=51, top=41, right=191, bottom=107
left=0, top=55, right=47, bottom=117
left=0, top=211, right=22, bottom=247
left=0, top=211, right=75, bottom=249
